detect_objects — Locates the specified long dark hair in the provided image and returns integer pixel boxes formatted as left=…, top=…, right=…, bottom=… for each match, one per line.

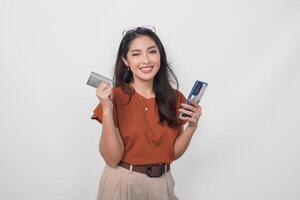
left=113, top=27, right=180, bottom=127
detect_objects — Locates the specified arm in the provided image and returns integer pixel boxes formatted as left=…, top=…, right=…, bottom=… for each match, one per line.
left=174, top=125, right=197, bottom=160
left=99, top=108, right=124, bottom=167
left=174, top=101, right=202, bottom=160
left=96, top=82, right=124, bottom=167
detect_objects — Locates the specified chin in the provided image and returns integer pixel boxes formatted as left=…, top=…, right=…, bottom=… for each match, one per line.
left=141, top=72, right=159, bottom=80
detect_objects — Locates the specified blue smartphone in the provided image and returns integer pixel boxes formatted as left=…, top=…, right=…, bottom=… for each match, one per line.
left=179, top=80, right=208, bottom=118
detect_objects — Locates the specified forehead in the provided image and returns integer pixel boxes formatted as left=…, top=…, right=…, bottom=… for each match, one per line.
left=128, top=35, right=158, bottom=50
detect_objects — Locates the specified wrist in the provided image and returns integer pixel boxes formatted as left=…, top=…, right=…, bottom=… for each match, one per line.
left=102, top=107, right=113, bottom=115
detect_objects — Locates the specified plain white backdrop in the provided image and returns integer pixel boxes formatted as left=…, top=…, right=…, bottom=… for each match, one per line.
left=1, top=0, right=300, bottom=199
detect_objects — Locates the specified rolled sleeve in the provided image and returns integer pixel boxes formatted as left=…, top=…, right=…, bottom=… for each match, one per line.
left=91, top=101, right=119, bottom=128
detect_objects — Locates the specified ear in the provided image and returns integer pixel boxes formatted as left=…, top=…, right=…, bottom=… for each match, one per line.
left=122, top=56, right=130, bottom=67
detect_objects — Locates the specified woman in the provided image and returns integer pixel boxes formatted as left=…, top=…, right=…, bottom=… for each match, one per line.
left=91, top=26, right=202, bottom=200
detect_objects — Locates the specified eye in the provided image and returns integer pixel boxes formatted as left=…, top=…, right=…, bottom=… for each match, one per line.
left=150, top=50, right=158, bottom=54
left=132, top=53, right=140, bottom=56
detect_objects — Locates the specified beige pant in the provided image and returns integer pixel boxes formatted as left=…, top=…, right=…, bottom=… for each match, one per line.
left=96, top=164, right=179, bottom=200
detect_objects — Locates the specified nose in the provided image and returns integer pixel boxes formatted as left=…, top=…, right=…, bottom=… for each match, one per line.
left=142, top=53, right=150, bottom=64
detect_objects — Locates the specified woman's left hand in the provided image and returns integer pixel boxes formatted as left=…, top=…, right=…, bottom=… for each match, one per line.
left=179, top=101, right=202, bottom=128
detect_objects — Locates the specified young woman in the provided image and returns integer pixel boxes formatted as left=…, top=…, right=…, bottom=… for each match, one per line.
left=91, top=26, right=202, bottom=200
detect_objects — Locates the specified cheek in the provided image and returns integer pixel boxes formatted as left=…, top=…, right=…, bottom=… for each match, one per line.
left=157, top=53, right=161, bottom=63
left=152, top=54, right=161, bottom=64
left=126, top=57, right=138, bottom=66
left=156, top=57, right=161, bottom=66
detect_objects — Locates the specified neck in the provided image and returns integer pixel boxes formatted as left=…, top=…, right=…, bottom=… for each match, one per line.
left=132, top=79, right=155, bottom=98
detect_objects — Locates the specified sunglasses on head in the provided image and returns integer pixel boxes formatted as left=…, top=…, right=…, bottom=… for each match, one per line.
left=122, top=25, right=156, bottom=37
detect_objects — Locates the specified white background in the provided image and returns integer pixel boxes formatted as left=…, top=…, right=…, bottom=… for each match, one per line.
left=1, top=0, right=300, bottom=199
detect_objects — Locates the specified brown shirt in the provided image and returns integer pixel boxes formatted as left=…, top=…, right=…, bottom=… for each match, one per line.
left=91, top=86, right=187, bottom=165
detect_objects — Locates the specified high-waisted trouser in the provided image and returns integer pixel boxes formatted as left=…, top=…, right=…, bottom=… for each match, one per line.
left=96, top=164, right=179, bottom=200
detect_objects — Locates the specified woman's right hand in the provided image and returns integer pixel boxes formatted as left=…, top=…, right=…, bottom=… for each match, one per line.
left=96, top=82, right=113, bottom=111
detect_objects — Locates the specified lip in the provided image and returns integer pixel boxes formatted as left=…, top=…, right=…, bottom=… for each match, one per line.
left=139, top=65, right=154, bottom=69
left=139, top=65, right=154, bottom=73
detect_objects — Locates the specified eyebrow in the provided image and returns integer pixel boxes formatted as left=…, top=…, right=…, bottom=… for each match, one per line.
left=129, top=45, right=158, bottom=53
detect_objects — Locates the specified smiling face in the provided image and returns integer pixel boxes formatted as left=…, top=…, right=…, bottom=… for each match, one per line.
left=122, top=35, right=161, bottom=84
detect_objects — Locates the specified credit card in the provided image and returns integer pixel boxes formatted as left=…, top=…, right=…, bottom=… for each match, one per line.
left=86, top=71, right=112, bottom=88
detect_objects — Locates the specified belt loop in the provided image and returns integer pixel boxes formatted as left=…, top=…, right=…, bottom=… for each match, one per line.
left=165, top=164, right=167, bottom=174
left=129, top=164, right=133, bottom=173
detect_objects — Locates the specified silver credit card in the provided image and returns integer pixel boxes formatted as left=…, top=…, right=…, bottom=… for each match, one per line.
left=86, top=71, right=112, bottom=88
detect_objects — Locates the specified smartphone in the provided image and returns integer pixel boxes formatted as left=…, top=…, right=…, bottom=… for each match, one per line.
left=86, top=71, right=112, bottom=88
left=179, top=80, right=208, bottom=118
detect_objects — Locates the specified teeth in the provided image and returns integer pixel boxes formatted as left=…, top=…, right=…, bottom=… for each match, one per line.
left=140, top=66, right=153, bottom=69
left=140, top=66, right=153, bottom=73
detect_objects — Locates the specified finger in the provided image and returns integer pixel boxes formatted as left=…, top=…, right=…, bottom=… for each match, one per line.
left=99, top=85, right=111, bottom=94
left=191, top=102, right=202, bottom=113
left=189, top=118, right=197, bottom=123
left=98, top=81, right=110, bottom=90
left=102, top=81, right=110, bottom=88
left=96, top=85, right=111, bottom=99
left=96, top=86, right=105, bottom=94
left=178, top=108, right=193, bottom=117
left=181, top=103, right=197, bottom=112
left=103, top=87, right=111, bottom=94
left=198, top=109, right=203, bottom=116
left=102, top=88, right=112, bottom=97
left=179, top=115, right=197, bottom=123
left=190, top=101, right=203, bottom=113
left=179, top=115, right=190, bottom=120
left=190, top=101, right=201, bottom=108
left=97, top=81, right=105, bottom=89
left=197, top=106, right=203, bottom=115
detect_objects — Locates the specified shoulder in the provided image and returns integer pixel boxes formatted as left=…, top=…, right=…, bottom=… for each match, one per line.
left=112, top=86, right=132, bottom=96
left=112, top=86, right=131, bottom=104
left=169, top=89, right=186, bottom=107
left=111, top=87, right=124, bottom=101
left=173, top=89, right=186, bottom=102
left=112, top=86, right=123, bottom=95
